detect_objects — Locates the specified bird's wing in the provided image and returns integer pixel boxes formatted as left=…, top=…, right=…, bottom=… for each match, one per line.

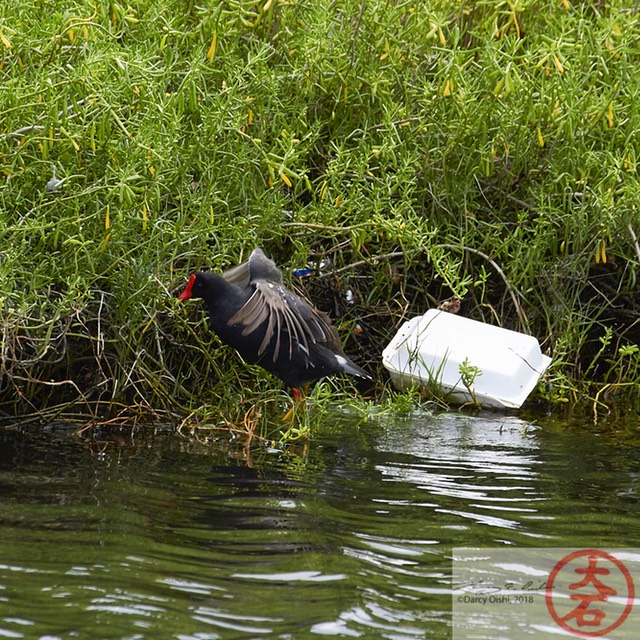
left=228, top=280, right=338, bottom=362
left=223, top=248, right=283, bottom=288
left=222, top=258, right=251, bottom=288
left=247, top=248, right=283, bottom=284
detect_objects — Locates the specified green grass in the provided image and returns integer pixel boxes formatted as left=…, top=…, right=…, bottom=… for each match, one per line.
left=2, top=0, right=640, bottom=434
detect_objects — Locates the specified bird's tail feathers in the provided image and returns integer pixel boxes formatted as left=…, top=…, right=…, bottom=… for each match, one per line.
left=335, top=354, right=371, bottom=380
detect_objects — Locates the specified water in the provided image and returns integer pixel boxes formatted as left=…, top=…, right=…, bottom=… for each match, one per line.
left=1, top=410, right=639, bottom=639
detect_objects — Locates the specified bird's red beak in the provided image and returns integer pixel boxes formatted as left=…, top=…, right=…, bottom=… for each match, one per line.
left=178, top=274, right=196, bottom=301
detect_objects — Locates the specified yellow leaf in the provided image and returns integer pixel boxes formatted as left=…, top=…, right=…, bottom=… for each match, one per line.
left=279, top=172, right=292, bottom=187
left=607, top=101, right=614, bottom=128
left=105, top=206, right=111, bottom=230
left=537, top=126, right=544, bottom=147
left=207, top=32, right=217, bottom=61
left=552, top=54, right=564, bottom=74
left=100, top=232, right=112, bottom=252
left=68, top=29, right=74, bottom=42
left=142, top=203, right=148, bottom=231
left=149, top=165, right=155, bottom=175
left=60, top=126, right=80, bottom=151
left=263, top=0, right=273, bottom=10
left=443, top=79, right=452, bottom=97
left=0, top=31, right=11, bottom=49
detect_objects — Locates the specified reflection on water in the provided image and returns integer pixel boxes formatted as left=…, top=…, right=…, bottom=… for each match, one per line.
left=0, top=410, right=639, bottom=639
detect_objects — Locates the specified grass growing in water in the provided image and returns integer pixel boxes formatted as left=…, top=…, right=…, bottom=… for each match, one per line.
left=1, top=0, right=640, bottom=435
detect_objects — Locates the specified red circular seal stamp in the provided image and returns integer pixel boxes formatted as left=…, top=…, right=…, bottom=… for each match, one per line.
left=545, top=549, right=635, bottom=637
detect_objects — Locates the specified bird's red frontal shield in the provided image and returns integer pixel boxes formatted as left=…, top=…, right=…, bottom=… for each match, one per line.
left=178, top=274, right=196, bottom=301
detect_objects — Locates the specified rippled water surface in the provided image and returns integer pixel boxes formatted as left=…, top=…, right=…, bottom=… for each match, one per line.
left=1, top=410, right=639, bottom=639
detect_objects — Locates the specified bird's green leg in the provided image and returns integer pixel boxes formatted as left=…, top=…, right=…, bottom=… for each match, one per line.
left=282, top=384, right=309, bottom=422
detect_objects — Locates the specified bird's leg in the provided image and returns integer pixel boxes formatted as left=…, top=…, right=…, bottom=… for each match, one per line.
left=282, top=384, right=309, bottom=422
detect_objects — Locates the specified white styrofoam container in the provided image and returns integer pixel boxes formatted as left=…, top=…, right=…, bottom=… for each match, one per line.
left=381, top=309, right=552, bottom=409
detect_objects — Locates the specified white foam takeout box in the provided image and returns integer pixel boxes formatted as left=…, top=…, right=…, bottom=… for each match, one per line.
left=381, top=309, right=552, bottom=409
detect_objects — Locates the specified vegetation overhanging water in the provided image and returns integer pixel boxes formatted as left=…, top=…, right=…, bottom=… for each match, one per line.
left=1, top=1, right=639, bottom=433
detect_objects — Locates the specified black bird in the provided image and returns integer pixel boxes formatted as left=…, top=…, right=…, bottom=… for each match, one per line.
left=178, top=248, right=370, bottom=391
